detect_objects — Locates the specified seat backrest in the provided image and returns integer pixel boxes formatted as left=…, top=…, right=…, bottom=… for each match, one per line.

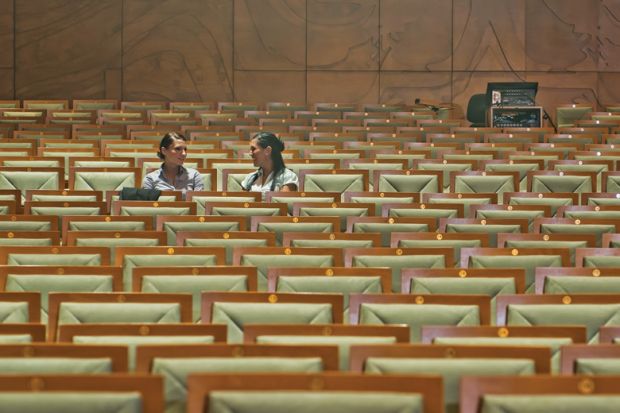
left=0, top=374, right=163, bottom=413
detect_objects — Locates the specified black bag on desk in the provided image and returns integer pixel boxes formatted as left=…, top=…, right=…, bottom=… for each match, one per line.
left=119, top=188, right=161, bottom=201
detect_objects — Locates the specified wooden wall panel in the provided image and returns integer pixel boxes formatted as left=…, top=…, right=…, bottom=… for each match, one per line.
left=533, top=72, right=598, bottom=116
left=380, top=0, right=452, bottom=71
left=307, top=0, right=379, bottom=70
left=123, top=0, right=233, bottom=101
left=599, top=1, right=620, bottom=71
left=453, top=0, right=526, bottom=71
left=307, top=72, right=378, bottom=103
left=14, top=0, right=121, bottom=99
left=235, top=71, right=306, bottom=102
left=0, top=0, right=13, bottom=98
left=234, top=0, right=305, bottom=70
left=525, top=0, right=599, bottom=72
left=4, top=1, right=619, bottom=111
left=380, top=72, right=452, bottom=106
left=598, top=73, right=620, bottom=107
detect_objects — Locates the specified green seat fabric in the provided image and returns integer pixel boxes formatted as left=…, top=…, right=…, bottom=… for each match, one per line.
left=276, top=276, right=383, bottom=322
left=352, top=223, right=430, bottom=247
left=484, top=163, right=540, bottom=191
left=0, top=238, right=53, bottom=246
left=376, top=174, right=440, bottom=193
left=575, top=358, right=620, bottom=375
left=122, top=253, right=220, bottom=291
left=73, top=169, right=139, bottom=191
left=31, top=194, right=99, bottom=202
left=352, top=255, right=446, bottom=293
left=240, top=254, right=335, bottom=291
left=586, top=197, right=620, bottom=207
left=387, top=207, right=459, bottom=220
left=506, top=303, right=620, bottom=343
left=410, top=277, right=515, bottom=325
left=398, top=239, right=482, bottom=265
left=0, top=301, right=30, bottom=323
left=446, top=224, right=521, bottom=247
left=469, top=255, right=563, bottom=293
left=59, top=302, right=182, bottom=327
left=0, top=334, right=32, bottom=343
left=475, top=210, right=546, bottom=232
left=540, top=224, right=614, bottom=247
left=208, top=391, right=423, bottom=413
left=564, top=210, right=620, bottom=220
left=191, top=196, right=257, bottom=215
left=142, top=275, right=249, bottom=322
left=74, top=335, right=215, bottom=371
left=268, top=196, right=337, bottom=215
left=359, top=303, right=480, bottom=341
left=0, top=393, right=142, bottom=413
left=427, top=197, right=493, bottom=217
left=417, top=163, right=471, bottom=191
left=6, top=274, right=114, bottom=323
left=162, top=221, right=241, bottom=245
left=454, top=175, right=516, bottom=203
left=257, top=335, right=396, bottom=371
left=68, top=221, right=147, bottom=233
left=76, top=238, right=160, bottom=263
left=256, top=222, right=334, bottom=246
left=543, top=276, right=620, bottom=294
left=365, top=357, right=534, bottom=413
left=183, top=238, right=269, bottom=264
left=7, top=253, right=103, bottom=266
left=508, top=197, right=573, bottom=217
left=302, top=174, right=366, bottom=193
left=531, top=175, right=593, bottom=194
left=584, top=256, right=620, bottom=268
left=118, top=206, right=192, bottom=217
left=434, top=337, right=572, bottom=374
left=0, top=358, right=112, bottom=374
left=291, top=239, right=375, bottom=249
left=0, top=171, right=61, bottom=193
left=212, top=302, right=334, bottom=343
left=154, top=357, right=323, bottom=413
left=210, top=207, right=282, bottom=228
left=30, top=206, right=102, bottom=219
left=481, top=395, right=620, bottom=413
left=298, top=207, right=371, bottom=232
left=504, top=240, right=587, bottom=264
left=363, top=196, right=422, bottom=215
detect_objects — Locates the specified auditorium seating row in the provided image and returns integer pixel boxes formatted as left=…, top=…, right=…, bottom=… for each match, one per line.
left=0, top=98, right=619, bottom=412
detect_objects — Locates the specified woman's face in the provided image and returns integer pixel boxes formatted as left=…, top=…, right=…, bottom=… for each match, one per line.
left=249, top=138, right=271, bottom=167
left=161, top=138, right=187, bottom=166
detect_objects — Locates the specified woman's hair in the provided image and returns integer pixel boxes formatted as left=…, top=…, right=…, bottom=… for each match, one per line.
left=157, top=132, right=187, bottom=160
left=253, top=131, right=286, bottom=175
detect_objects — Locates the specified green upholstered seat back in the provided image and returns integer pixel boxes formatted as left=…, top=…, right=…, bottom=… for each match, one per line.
left=154, top=357, right=324, bottom=413
left=506, top=303, right=620, bottom=343
left=352, top=255, right=446, bottom=293
left=0, top=393, right=143, bottom=413
left=359, top=303, right=480, bottom=341
left=6, top=274, right=114, bottom=323
left=142, top=275, right=249, bottom=322
left=481, top=395, right=620, bottom=413
left=212, top=302, right=334, bottom=343
left=365, top=357, right=534, bottom=413
left=208, top=391, right=423, bottom=413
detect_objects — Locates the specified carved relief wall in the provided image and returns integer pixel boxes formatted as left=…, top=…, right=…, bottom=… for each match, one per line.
left=1, top=0, right=619, bottom=116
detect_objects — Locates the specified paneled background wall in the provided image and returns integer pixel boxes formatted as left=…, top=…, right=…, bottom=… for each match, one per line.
left=1, top=0, right=619, bottom=117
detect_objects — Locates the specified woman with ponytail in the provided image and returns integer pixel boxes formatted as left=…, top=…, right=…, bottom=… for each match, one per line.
left=241, top=132, right=298, bottom=198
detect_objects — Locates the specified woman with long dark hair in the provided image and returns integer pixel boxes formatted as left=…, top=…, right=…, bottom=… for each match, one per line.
left=241, top=132, right=298, bottom=197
